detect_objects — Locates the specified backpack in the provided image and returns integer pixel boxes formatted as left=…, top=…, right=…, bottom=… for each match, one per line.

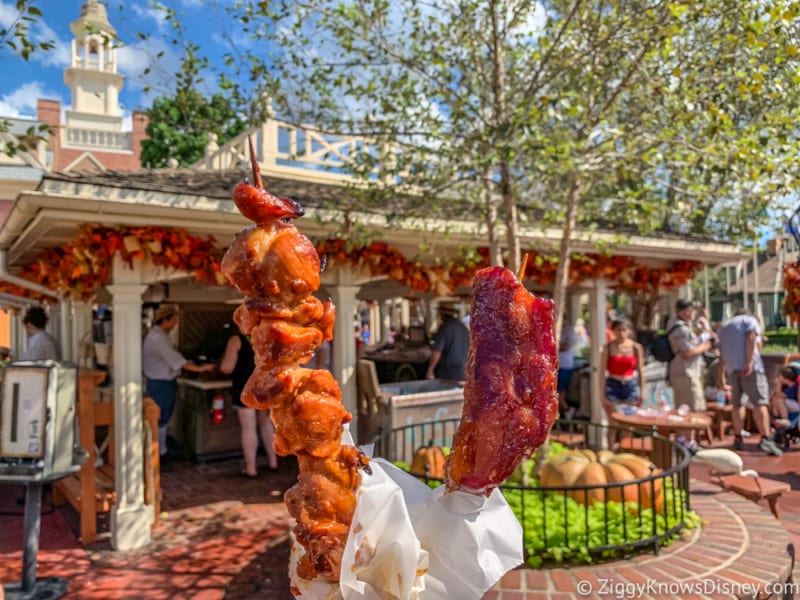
left=650, top=324, right=682, bottom=363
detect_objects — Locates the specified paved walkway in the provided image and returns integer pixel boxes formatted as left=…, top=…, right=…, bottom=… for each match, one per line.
left=1, top=434, right=797, bottom=599
left=488, top=481, right=794, bottom=599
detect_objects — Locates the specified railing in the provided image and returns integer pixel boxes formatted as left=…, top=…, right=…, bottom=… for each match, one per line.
left=372, top=418, right=693, bottom=566
left=199, top=118, right=409, bottom=185
left=64, top=127, right=131, bottom=151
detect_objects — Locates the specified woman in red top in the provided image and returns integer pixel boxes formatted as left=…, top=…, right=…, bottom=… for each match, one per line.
left=601, top=318, right=645, bottom=413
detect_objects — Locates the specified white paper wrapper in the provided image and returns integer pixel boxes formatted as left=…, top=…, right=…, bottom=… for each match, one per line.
left=339, top=458, right=523, bottom=600
left=340, top=459, right=428, bottom=600
left=290, top=428, right=523, bottom=599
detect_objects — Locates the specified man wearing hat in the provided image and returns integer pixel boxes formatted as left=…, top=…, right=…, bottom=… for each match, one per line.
left=425, top=302, right=469, bottom=382
left=142, top=304, right=215, bottom=458
left=666, top=299, right=712, bottom=411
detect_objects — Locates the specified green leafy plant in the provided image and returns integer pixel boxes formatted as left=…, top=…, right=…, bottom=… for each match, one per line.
left=502, top=478, right=700, bottom=567
left=394, top=452, right=701, bottom=566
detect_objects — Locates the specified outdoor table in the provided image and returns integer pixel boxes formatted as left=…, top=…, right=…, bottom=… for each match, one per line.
left=611, top=409, right=713, bottom=438
left=609, top=409, right=713, bottom=468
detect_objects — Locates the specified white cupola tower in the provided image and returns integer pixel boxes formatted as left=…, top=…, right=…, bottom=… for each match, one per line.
left=63, top=0, right=123, bottom=132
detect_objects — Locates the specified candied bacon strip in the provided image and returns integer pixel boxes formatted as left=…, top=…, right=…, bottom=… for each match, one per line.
left=445, top=266, right=558, bottom=495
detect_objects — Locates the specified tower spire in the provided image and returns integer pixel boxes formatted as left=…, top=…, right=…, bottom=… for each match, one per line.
left=64, top=0, right=123, bottom=129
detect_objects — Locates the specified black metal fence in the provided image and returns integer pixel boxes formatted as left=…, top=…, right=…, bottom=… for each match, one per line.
left=371, top=418, right=692, bottom=565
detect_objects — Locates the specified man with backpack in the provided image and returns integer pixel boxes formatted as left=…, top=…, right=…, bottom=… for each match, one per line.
left=666, top=299, right=712, bottom=411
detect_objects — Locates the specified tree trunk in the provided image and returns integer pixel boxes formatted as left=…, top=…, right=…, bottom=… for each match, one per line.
left=552, top=175, right=581, bottom=342
left=483, top=168, right=503, bottom=267
left=500, top=161, right=520, bottom=274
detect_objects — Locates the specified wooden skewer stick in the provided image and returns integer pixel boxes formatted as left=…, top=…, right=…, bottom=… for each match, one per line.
left=518, top=253, right=529, bottom=281
left=248, top=135, right=263, bottom=190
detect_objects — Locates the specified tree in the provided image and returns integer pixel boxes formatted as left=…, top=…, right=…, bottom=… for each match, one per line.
left=161, top=0, right=800, bottom=338
left=140, top=90, right=247, bottom=168
left=0, top=0, right=53, bottom=157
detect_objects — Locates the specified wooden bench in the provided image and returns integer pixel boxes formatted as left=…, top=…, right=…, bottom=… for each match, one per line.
left=712, top=474, right=791, bottom=519
left=54, top=370, right=161, bottom=543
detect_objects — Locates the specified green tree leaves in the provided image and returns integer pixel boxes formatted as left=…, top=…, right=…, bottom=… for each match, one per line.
left=140, top=91, right=247, bottom=168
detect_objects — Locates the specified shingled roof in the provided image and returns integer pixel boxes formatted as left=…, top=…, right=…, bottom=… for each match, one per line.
left=42, top=169, right=733, bottom=247
left=42, top=168, right=351, bottom=208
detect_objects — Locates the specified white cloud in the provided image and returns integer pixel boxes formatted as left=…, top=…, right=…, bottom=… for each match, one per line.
left=0, top=1, right=17, bottom=29
left=32, top=19, right=70, bottom=67
left=130, top=4, right=167, bottom=32
left=118, top=37, right=180, bottom=89
left=0, top=2, right=71, bottom=67
left=117, top=37, right=182, bottom=108
left=0, top=81, right=63, bottom=119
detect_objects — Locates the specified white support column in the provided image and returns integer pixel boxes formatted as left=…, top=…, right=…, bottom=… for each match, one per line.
left=73, top=301, right=94, bottom=368
left=367, top=302, right=379, bottom=345
left=426, top=300, right=437, bottom=337
left=381, top=300, right=392, bottom=343
left=381, top=300, right=394, bottom=342
left=108, top=255, right=151, bottom=550
left=400, top=299, right=410, bottom=329
left=741, top=260, right=749, bottom=312
left=329, top=284, right=360, bottom=436
left=753, top=242, right=763, bottom=325
left=588, top=279, right=608, bottom=443
left=58, top=300, right=74, bottom=362
left=322, top=265, right=372, bottom=444
left=10, top=310, right=24, bottom=360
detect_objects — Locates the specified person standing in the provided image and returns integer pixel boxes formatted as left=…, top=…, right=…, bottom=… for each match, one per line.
left=557, top=319, right=578, bottom=418
left=142, top=304, right=215, bottom=458
left=219, top=329, right=278, bottom=476
left=667, top=299, right=711, bottom=411
left=717, top=310, right=782, bottom=455
left=601, top=318, right=646, bottom=412
left=21, top=306, right=61, bottom=361
left=425, top=304, right=469, bottom=382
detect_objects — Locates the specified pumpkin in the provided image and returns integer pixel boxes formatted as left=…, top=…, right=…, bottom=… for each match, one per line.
left=539, top=449, right=663, bottom=510
left=410, top=443, right=446, bottom=479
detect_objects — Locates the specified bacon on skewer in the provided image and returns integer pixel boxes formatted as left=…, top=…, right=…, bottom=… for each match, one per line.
left=445, top=266, right=558, bottom=495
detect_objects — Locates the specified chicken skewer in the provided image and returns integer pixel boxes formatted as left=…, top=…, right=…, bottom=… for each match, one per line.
left=221, top=137, right=368, bottom=586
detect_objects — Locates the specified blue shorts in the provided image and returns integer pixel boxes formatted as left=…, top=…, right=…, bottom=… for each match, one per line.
left=605, top=378, right=640, bottom=404
left=557, top=368, right=574, bottom=392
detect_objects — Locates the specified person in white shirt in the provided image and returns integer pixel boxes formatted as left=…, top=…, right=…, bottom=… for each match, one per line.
left=21, top=306, right=61, bottom=361
left=142, top=304, right=214, bottom=457
left=558, top=320, right=578, bottom=418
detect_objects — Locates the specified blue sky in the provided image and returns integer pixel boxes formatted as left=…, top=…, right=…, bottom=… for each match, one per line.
left=0, top=0, right=226, bottom=124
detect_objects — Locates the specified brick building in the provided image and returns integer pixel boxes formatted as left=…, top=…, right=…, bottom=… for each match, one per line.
left=36, top=0, right=148, bottom=173
left=1, top=1, right=147, bottom=181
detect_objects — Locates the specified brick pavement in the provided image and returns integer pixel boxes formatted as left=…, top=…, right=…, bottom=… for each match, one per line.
left=488, top=480, right=794, bottom=599
left=1, top=443, right=797, bottom=600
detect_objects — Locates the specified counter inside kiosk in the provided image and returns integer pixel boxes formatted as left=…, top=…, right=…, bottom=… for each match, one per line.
left=0, top=361, right=82, bottom=600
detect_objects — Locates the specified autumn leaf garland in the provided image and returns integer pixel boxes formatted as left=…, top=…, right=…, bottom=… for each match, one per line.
left=0, top=227, right=702, bottom=302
